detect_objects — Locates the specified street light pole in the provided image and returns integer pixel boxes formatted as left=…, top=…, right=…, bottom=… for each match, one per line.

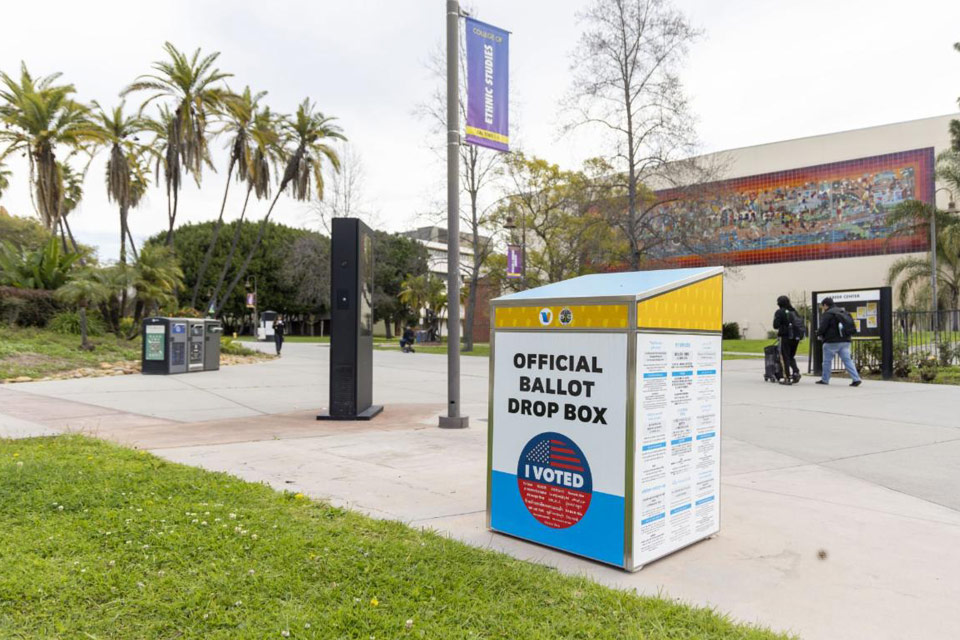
left=440, top=0, right=468, bottom=429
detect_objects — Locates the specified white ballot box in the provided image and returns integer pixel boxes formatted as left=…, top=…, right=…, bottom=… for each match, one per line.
left=487, top=267, right=723, bottom=570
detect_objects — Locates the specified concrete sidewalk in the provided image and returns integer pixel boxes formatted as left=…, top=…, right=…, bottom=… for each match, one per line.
left=3, top=342, right=959, bottom=639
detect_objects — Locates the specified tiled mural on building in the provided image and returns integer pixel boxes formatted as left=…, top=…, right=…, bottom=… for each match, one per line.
left=653, top=148, right=934, bottom=266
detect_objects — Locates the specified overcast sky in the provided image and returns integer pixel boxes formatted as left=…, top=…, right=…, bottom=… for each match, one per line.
left=1, top=0, right=959, bottom=261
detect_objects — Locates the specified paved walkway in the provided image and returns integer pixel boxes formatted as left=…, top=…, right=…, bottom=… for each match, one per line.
left=2, top=342, right=959, bottom=640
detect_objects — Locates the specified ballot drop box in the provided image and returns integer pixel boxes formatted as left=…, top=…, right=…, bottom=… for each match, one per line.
left=487, top=267, right=723, bottom=570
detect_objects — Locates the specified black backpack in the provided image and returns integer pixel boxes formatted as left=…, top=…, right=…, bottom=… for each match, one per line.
left=786, top=309, right=806, bottom=340
left=835, top=309, right=858, bottom=338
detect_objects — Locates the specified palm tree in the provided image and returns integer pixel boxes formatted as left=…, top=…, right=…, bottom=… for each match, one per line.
left=131, top=243, right=184, bottom=322
left=122, top=43, right=231, bottom=246
left=94, top=102, right=151, bottom=266
left=55, top=268, right=112, bottom=350
left=215, top=99, right=344, bottom=314
left=58, top=161, right=87, bottom=254
left=190, top=86, right=266, bottom=309
left=0, top=63, right=101, bottom=236
left=888, top=223, right=960, bottom=311
left=0, top=162, right=10, bottom=199
left=207, top=107, right=284, bottom=313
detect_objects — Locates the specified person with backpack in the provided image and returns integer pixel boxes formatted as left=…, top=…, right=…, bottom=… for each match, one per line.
left=815, top=297, right=862, bottom=386
left=773, top=295, right=804, bottom=384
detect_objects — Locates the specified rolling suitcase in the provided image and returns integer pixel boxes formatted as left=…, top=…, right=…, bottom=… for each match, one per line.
left=763, top=341, right=783, bottom=383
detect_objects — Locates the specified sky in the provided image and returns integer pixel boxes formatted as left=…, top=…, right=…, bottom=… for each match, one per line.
left=1, top=0, right=959, bottom=262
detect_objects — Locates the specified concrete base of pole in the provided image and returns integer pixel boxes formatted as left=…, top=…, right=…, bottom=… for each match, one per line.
left=438, top=415, right=469, bottom=429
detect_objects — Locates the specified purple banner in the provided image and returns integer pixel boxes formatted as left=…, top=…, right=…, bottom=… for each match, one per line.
left=465, top=17, right=509, bottom=152
left=506, top=244, right=522, bottom=279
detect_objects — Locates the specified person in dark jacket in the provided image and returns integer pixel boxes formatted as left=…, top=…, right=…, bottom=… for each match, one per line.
left=816, top=297, right=862, bottom=386
left=273, top=317, right=285, bottom=356
left=399, top=325, right=416, bottom=353
left=772, top=295, right=802, bottom=384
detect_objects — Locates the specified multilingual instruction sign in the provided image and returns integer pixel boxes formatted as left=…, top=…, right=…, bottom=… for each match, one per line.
left=633, top=334, right=721, bottom=565
left=491, top=331, right=626, bottom=565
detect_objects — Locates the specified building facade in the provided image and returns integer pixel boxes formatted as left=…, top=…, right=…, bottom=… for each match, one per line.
left=656, top=114, right=958, bottom=337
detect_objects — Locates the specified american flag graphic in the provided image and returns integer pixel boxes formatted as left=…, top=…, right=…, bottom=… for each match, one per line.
left=526, top=437, right=585, bottom=472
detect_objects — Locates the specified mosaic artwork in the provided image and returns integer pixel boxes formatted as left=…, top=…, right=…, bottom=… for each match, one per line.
left=652, top=148, right=935, bottom=266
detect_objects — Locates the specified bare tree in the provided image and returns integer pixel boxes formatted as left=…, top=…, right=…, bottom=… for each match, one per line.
left=563, top=0, right=701, bottom=269
left=416, top=35, right=503, bottom=351
left=310, top=142, right=374, bottom=233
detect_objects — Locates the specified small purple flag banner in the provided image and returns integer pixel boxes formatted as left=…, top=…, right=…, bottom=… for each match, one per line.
left=465, top=17, right=509, bottom=152
left=506, top=244, right=522, bottom=279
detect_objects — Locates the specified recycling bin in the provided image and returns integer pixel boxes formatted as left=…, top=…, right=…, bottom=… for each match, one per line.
left=203, top=319, right=223, bottom=371
left=487, top=266, right=723, bottom=571
left=142, top=317, right=188, bottom=375
left=187, top=320, right=205, bottom=372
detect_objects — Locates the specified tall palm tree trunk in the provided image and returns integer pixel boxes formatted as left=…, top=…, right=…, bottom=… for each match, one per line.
left=209, top=185, right=252, bottom=312
left=119, top=205, right=129, bottom=265
left=166, top=189, right=179, bottom=247
left=127, top=226, right=139, bottom=262
left=119, top=205, right=129, bottom=322
left=191, top=160, right=235, bottom=309
left=215, top=187, right=284, bottom=316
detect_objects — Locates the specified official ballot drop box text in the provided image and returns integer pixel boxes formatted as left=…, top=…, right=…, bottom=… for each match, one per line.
left=487, top=267, right=723, bottom=570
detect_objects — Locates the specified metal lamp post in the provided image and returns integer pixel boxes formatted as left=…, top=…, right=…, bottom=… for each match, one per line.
left=245, top=276, right=257, bottom=338
left=439, top=0, right=468, bottom=429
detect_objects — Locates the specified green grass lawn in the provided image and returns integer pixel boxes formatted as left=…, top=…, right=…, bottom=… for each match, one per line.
left=0, top=326, right=141, bottom=380
left=0, top=436, right=790, bottom=639
left=722, top=339, right=810, bottom=356
left=236, top=335, right=331, bottom=343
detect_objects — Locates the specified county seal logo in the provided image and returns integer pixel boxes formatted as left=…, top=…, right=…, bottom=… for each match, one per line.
left=559, top=308, right=573, bottom=326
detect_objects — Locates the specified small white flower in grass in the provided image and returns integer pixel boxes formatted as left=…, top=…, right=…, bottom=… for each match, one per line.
left=248, top=569, right=255, bottom=575
left=251, top=534, right=258, bottom=540
left=108, top=560, right=115, bottom=567
left=80, top=568, right=86, bottom=573
left=235, top=601, right=242, bottom=607
left=229, top=513, right=237, bottom=519
left=157, top=570, right=165, bottom=577
left=58, top=505, right=64, bottom=511
left=16, top=461, right=22, bottom=468
left=304, top=623, right=311, bottom=629
left=192, top=519, right=199, bottom=524
left=137, top=582, right=145, bottom=589
left=125, top=540, right=132, bottom=545
left=201, top=521, right=208, bottom=526
left=203, top=613, right=209, bottom=620
left=405, top=619, right=414, bottom=630
left=281, top=631, right=290, bottom=637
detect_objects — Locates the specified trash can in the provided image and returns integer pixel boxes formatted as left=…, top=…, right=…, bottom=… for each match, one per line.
left=142, top=317, right=188, bottom=375
left=187, top=319, right=205, bottom=372
left=203, top=319, right=222, bottom=371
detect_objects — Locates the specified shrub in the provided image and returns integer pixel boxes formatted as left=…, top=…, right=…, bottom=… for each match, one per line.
left=221, top=336, right=257, bottom=357
left=917, top=353, right=938, bottom=382
left=0, top=286, right=62, bottom=327
left=176, top=307, right=202, bottom=318
left=118, top=317, right=136, bottom=338
left=892, top=340, right=913, bottom=378
left=722, top=322, right=741, bottom=340
left=766, top=330, right=777, bottom=340
left=48, top=310, right=107, bottom=337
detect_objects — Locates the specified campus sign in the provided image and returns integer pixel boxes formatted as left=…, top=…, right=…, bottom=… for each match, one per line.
left=465, top=17, right=509, bottom=152
left=488, top=267, right=723, bottom=570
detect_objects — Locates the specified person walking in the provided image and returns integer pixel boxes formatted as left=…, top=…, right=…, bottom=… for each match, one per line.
left=773, top=295, right=803, bottom=384
left=816, top=297, right=862, bottom=386
left=273, top=316, right=285, bottom=356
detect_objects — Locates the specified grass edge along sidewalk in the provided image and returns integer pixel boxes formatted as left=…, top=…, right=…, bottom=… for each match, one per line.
left=0, top=436, right=792, bottom=639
